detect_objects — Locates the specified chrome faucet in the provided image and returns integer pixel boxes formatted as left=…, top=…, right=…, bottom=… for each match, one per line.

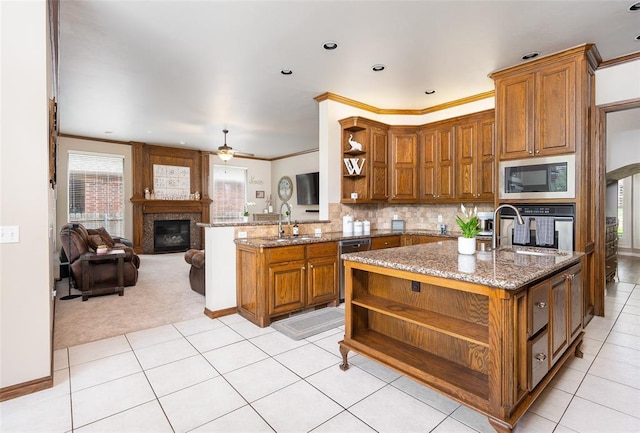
left=278, top=201, right=292, bottom=238
left=492, top=204, right=525, bottom=250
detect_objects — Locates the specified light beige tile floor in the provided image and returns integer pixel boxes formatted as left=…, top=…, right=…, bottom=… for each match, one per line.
left=2, top=261, right=639, bottom=433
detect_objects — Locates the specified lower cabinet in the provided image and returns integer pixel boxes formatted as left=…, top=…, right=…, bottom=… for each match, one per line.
left=371, top=235, right=402, bottom=249
left=340, top=257, right=583, bottom=432
left=401, top=235, right=444, bottom=246
left=237, top=241, right=338, bottom=327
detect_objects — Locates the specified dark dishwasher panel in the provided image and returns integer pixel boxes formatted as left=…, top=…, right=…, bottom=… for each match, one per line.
left=339, top=238, right=371, bottom=301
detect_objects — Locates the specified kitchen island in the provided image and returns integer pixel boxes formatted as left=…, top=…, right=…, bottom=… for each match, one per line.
left=340, top=240, right=584, bottom=433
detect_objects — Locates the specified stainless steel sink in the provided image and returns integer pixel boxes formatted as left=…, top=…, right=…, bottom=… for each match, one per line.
left=513, top=249, right=566, bottom=257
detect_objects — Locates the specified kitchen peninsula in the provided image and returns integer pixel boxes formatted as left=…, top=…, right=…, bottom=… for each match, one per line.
left=340, top=240, right=584, bottom=433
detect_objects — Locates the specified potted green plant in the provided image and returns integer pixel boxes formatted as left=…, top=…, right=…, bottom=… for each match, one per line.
left=456, top=204, right=479, bottom=254
left=243, top=202, right=255, bottom=222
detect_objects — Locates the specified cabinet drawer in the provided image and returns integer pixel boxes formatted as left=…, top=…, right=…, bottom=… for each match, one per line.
left=307, top=241, right=337, bottom=258
left=529, top=329, right=549, bottom=390
left=529, top=281, right=549, bottom=337
left=371, top=236, right=401, bottom=250
left=267, top=245, right=305, bottom=263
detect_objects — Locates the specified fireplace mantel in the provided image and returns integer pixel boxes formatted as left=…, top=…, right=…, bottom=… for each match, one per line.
left=130, top=142, right=212, bottom=253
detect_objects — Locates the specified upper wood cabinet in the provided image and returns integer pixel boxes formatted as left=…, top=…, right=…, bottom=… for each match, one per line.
left=340, top=117, right=389, bottom=203
left=418, top=124, right=455, bottom=202
left=455, top=111, right=495, bottom=202
left=339, top=110, right=495, bottom=204
left=389, top=128, right=419, bottom=202
left=491, top=45, right=599, bottom=161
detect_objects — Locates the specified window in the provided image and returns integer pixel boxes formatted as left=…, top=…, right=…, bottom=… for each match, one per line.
left=210, top=164, right=247, bottom=220
left=68, top=151, right=125, bottom=237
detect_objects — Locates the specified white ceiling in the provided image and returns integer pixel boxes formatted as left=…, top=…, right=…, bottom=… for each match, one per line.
left=58, top=0, right=640, bottom=159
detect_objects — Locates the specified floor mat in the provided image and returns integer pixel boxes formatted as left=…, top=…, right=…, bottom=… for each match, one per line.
left=271, top=308, right=344, bottom=340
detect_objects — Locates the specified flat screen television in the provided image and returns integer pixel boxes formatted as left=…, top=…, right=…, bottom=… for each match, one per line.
left=295, top=172, right=320, bottom=205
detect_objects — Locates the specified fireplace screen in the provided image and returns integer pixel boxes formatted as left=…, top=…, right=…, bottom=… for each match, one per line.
left=154, top=220, right=190, bottom=253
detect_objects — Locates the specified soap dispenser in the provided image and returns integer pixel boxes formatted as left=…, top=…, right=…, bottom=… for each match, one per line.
left=292, top=221, right=299, bottom=236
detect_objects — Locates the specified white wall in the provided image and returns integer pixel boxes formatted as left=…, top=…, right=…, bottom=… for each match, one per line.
left=596, top=59, right=640, bottom=106
left=271, top=152, right=320, bottom=221
left=0, top=0, right=53, bottom=389
left=605, top=108, right=640, bottom=173
left=57, top=137, right=134, bottom=241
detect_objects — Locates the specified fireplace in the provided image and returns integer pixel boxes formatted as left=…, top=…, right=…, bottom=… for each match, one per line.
left=154, top=220, right=190, bottom=253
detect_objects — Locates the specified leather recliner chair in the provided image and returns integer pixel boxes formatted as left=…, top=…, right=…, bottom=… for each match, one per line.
left=59, top=223, right=140, bottom=292
left=184, top=249, right=205, bottom=295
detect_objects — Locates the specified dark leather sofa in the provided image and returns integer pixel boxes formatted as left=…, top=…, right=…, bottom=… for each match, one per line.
left=184, top=249, right=205, bottom=295
left=60, top=224, right=140, bottom=292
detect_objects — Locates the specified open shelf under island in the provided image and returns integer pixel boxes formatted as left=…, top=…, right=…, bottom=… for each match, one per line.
left=340, top=240, right=584, bottom=433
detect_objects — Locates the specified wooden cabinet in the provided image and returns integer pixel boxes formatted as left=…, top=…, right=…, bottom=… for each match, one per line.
left=236, top=241, right=339, bottom=327
left=339, top=110, right=495, bottom=204
left=419, top=124, right=455, bottom=202
left=340, top=257, right=584, bottom=432
left=389, top=128, right=419, bottom=202
left=371, top=235, right=401, bottom=250
left=455, top=111, right=495, bottom=202
left=401, top=235, right=443, bottom=246
left=491, top=45, right=598, bottom=160
left=340, top=117, right=388, bottom=203
left=605, top=218, right=618, bottom=282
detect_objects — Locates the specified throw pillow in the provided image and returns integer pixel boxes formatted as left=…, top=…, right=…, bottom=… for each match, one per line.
left=87, top=227, right=115, bottom=247
left=87, top=234, right=108, bottom=251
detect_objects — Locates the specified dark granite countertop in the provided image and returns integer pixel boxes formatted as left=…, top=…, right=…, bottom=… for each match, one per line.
left=342, top=240, right=583, bottom=290
left=233, top=230, right=474, bottom=247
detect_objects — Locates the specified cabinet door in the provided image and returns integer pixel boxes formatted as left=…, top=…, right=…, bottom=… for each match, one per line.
left=455, top=120, right=477, bottom=200
left=476, top=117, right=495, bottom=201
left=369, top=128, right=389, bottom=201
left=496, top=72, right=535, bottom=160
left=438, top=127, right=455, bottom=200
left=389, top=131, right=418, bottom=202
left=549, top=272, right=569, bottom=366
left=419, top=129, right=437, bottom=200
left=268, top=260, right=306, bottom=316
left=536, top=60, right=576, bottom=156
left=567, top=264, right=583, bottom=341
left=307, top=256, right=338, bottom=305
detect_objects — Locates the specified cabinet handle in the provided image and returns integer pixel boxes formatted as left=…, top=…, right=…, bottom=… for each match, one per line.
left=535, top=353, right=547, bottom=362
left=302, top=266, right=306, bottom=271
left=564, top=273, right=575, bottom=281
left=535, top=149, right=540, bottom=154
left=528, top=150, right=533, bottom=155
left=535, top=302, right=547, bottom=309
left=309, top=264, right=313, bottom=269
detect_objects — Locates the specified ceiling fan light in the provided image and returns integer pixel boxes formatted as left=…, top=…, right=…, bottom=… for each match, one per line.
left=217, top=149, right=234, bottom=162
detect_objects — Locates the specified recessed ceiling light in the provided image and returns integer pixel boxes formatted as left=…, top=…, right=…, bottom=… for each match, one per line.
left=322, top=41, right=338, bottom=50
left=628, top=1, right=640, bottom=11
left=636, top=33, right=640, bottom=41
left=147, top=130, right=152, bottom=134
left=425, top=89, right=436, bottom=95
left=281, top=69, right=293, bottom=75
left=104, top=131, right=113, bottom=134
left=371, top=64, right=385, bottom=72
left=179, top=141, right=186, bottom=145
left=521, top=51, right=539, bottom=60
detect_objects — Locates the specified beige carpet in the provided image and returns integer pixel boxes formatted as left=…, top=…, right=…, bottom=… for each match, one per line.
left=53, top=252, right=206, bottom=350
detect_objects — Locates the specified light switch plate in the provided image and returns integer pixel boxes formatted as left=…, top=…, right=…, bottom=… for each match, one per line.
left=0, top=225, right=19, bottom=243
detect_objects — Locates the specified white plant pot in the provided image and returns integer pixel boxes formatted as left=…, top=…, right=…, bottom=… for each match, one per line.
left=242, top=216, right=249, bottom=222
left=458, top=237, right=476, bottom=255
left=458, top=254, right=476, bottom=273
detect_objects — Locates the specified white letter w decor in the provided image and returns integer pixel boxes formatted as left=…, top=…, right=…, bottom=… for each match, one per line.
left=344, top=158, right=365, bottom=175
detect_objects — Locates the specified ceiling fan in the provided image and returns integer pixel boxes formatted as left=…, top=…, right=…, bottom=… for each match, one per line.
left=216, top=129, right=254, bottom=162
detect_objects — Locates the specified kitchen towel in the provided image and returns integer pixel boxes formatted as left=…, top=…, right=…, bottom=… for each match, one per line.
left=513, top=217, right=531, bottom=244
left=535, top=217, right=555, bottom=246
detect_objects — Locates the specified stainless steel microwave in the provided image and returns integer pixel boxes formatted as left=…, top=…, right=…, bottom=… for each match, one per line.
left=498, top=154, right=575, bottom=200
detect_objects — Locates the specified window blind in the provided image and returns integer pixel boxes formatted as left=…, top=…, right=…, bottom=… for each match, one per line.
left=68, top=151, right=125, bottom=237
left=211, top=164, right=247, bottom=220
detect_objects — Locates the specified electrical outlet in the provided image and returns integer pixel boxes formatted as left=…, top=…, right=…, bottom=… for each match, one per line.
left=411, top=281, right=420, bottom=292
left=393, top=215, right=398, bottom=220
left=238, top=231, right=247, bottom=238
left=437, top=215, right=443, bottom=223
left=0, top=225, right=19, bottom=244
